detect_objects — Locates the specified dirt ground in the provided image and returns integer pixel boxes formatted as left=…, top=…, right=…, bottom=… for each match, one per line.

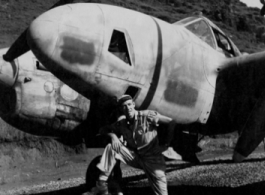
left=0, top=148, right=103, bottom=192
left=1, top=145, right=265, bottom=195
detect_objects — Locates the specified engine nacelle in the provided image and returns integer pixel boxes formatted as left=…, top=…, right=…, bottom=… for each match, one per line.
left=0, top=49, right=90, bottom=135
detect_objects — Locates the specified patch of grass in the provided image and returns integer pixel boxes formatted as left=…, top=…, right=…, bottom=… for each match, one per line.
left=1, top=0, right=265, bottom=53
left=174, top=7, right=188, bottom=14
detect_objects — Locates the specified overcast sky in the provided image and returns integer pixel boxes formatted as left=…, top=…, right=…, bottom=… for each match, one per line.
left=240, top=0, right=262, bottom=8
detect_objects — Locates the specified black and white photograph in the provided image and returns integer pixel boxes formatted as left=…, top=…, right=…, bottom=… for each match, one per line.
left=1, top=0, right=265, bottom=195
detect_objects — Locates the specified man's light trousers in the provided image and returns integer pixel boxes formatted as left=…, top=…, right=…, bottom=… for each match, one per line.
left=97, top=144, right=168, bottom=195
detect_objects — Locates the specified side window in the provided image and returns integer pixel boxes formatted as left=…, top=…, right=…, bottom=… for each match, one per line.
left=36, top=60, right=48, bottom=71
left=34, top=58, right=48, bottom=71
left=219, top=35, right=231, bottom=50
left=108, top=30, right=131, bottom=65
left=185, top=20, right=215, bottom=49
left=213, top=31, right=235, bottom=57
left=228, top=38, right=241, bottom=57
left=124, top=86, right=140, bottom=100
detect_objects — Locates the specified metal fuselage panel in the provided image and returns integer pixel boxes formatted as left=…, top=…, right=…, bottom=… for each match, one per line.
left=0, top=49, right=90, bottom=132
left=28, top=3, right=226, bottom=124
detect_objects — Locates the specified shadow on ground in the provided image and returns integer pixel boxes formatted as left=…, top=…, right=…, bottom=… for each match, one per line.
left=28, top=158, right=265, bottom=195
left=26, top=182, right=265, bottom=195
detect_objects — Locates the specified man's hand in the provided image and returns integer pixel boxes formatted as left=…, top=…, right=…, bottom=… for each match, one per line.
left=110, top=134, right=122, bottom=153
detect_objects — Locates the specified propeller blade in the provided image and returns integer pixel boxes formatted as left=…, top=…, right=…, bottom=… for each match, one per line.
left=233, top=96, right=265, bottom=162
left=3, top=0, right=74, bottom=62
left=3, top=30, right=29, bottom=62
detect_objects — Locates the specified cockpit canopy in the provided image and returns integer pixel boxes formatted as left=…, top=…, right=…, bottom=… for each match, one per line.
left=174, top=16, right=241, bottom=57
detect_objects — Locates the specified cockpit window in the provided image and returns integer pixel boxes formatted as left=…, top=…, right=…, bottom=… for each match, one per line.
left=108, top=30, right=131, bottom=65
left=175, top=16, right=240, bottom=57
left=185, top=19, right=215, bottom=49
left=212, top=30, right=235, bottom=57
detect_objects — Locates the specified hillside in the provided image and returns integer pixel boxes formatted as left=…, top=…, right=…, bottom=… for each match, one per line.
left=0, top=0, right=265, bottom=167
left=1, top=0, right=265, bottom=53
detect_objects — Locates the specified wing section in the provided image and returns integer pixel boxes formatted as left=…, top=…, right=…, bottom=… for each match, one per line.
left=220, top=50, right=265, bottom=162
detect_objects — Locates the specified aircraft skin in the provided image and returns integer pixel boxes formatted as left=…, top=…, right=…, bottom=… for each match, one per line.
left=0, top=47, right=90, bottom=136
left=4, top=2, right=265, bottom=162
left=27, top=4, right=227, bottom=124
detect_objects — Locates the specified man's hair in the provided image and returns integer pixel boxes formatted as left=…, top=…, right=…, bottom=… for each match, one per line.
left=117, top=94, right=132, bottom=105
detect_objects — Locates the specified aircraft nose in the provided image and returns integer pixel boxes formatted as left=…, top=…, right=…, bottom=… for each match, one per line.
left=27, top=4, right=72, bottom=60
left=27, top=12, right=61, bottom=60
left=27, top=4, right=104, bottom=97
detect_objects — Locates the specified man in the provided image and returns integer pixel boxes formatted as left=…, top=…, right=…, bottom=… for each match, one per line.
left=94, top=95, right=176, bottom=195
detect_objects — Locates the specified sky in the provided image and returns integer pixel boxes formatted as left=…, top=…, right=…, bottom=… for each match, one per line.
left=240, top=0, right=262, bottom=8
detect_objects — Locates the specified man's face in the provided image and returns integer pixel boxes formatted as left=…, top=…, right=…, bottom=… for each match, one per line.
left=121, top=99, right=135, bottom=120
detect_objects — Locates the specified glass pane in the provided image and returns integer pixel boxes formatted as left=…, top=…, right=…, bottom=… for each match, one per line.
left=186, top=20, right=215, bottom=49
left=219, top=34, right=231, bottom=50
left=108, top=30, right=131, bottom=65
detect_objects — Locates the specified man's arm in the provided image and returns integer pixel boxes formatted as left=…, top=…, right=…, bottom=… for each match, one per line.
left=99, top=122, right=123, bottom=153
left=107, top=132, right=122, bottom=152
left=157, top=113, right=174, bottom=124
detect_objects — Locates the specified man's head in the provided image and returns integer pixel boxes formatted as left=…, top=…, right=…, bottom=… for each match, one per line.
left=118, top=95, right=136, bottom=120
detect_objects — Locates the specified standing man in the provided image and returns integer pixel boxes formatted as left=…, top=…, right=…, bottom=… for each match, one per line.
left=94, top=95, right=176, bottom=195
